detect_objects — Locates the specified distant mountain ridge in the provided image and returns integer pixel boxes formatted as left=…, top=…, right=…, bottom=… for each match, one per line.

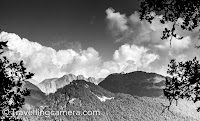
left=99, top=71, right=166, bottom=97
left=37, top=71, right=166, bottom=96
left=37, top=74, right=104, bottom=94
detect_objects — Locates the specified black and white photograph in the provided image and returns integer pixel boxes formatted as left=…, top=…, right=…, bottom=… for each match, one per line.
left=1, top=0, right=200, bottom=121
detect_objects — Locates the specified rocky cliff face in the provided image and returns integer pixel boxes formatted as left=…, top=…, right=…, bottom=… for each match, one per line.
left=37, top=78, right=58, bottom=94
left=37, top=74, right=103, bottom=94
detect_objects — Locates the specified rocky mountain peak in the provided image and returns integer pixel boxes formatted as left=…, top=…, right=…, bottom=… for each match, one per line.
left=37, top=74, right=103, bottom=94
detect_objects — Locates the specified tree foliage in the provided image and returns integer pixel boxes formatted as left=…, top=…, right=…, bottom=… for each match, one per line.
left=0, top=41, right=34, bottom=120
left=163, top=57, right=200, bottom=112
left=139, top=0, right=200, bottom=47
left=139, top=0, right=200, bottom=113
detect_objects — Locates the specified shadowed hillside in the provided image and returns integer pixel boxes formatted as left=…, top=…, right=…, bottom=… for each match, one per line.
left=99, top=71, right=166, bottom=97
left=23, top=81, right=46, bottom=110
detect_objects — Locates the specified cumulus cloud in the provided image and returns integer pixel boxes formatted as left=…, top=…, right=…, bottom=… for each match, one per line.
left=101, top=44, right=159, bottom=75
left=113, top=44, right=159, bottom=72
left=106, top=9, right=169, bottom=45
left=60, top=47, right=103, bottom=78
left=0, top=32, right=67, bottom=83
left=106, top=8, right=200, bottom=76
left=106, top=8, right=128, bottom=38
left=0, top=31, right=159, bottom=84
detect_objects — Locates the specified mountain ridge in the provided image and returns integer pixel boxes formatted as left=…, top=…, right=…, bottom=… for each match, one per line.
left=37, top=74, right=104, bottom=94
left=23, top=81, right=46, bottom=110
left=99, top=71, right=166, bottom=97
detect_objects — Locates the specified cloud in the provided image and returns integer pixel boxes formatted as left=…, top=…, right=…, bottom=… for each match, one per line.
left=129, top=11, right=141, bottom=23
left=155, top=36, right=191, bottom=51
left=113, top=44, right=159, bottom=73
left=106, top=8, right=200, bottom=76
left=106, top=8, right=128, bottom=38
left=60, top=47, right=103, bottom=78
left=106, top=8, right=192, bottom=48
left=100, top=44, right=159, bottom=75
left=0, top=31, right=159, bottom=84
left=51, top=40, right=82, bottom=52
left=0, top=32, right=69, bottom=83
left=106, top=9, right=169, bottom=45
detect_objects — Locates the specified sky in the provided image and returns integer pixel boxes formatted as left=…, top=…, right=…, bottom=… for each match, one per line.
left=0, top=0, right=140, bottom=60
left=0, top=0, right=200, bottom=84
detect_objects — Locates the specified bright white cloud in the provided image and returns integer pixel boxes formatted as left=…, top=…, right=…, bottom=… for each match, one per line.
left=52, top=49, right=78, bottom=67
left=113, top=44, right=159, bottom=73
left=0, top=31, right=159, bottom=84
left=60, top=47, right=103, bottom=78
left=0, top=32, right=69, bottom=83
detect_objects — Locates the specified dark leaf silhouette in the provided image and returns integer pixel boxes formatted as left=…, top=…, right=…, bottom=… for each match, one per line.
left=163, top=57, right=200, bottom=112
left=139, top=0, right=200, bottom=47
left=0, top=41, right=34, bottom=120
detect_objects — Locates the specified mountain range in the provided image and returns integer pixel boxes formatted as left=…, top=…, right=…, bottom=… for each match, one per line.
left=37, top=74, right=104, bottom=94
left=21, top=71, right=200, bottom=121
